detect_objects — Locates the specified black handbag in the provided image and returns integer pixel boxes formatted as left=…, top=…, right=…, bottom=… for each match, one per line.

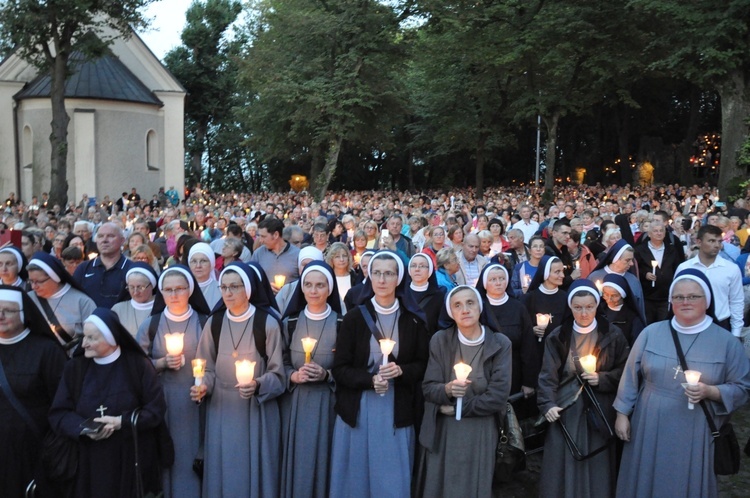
left=494, top=397, right=526, bottom=483
left=669, top=324, right=740, bottom=475
left=40, top=430, right=78, bottom=482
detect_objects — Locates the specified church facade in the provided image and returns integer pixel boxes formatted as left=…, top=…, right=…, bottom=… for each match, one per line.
left=0, top=27, right=186, bottom=206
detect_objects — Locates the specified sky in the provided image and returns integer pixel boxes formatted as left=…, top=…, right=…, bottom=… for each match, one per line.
left=138, top=0, right=193, bottom=60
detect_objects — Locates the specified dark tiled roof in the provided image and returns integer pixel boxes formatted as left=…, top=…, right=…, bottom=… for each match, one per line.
left=15, top=49, right=162, bottom=106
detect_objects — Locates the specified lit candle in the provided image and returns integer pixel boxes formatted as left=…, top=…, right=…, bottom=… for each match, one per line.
left=192, top=358, right=205, bottom=387
left=164, top=332, right=184, bottom=356
left=579, top=354, right=597, bottom=374
left=536, top=313, right=551, bottom=343
left=524, top=274, right=531, bottom=289
left=353, top=253, right=361, bottom=266
left=651, top=260, right=658, bottom=287
left=684, top=370, right=701, bottom=410
left=595, top=280, right=604, bottom=294
left=453, top=362, right=473, bottom=421
left=379, top=339, right=396, bottom=366
left=274, top=275, right=286, bottom=288
left=88, top=252, right=98, bottom=260
left=235, top=359, right=256, bottom=386
left=575, top=260, right=580, bottom=270
left=301, top=337, right=318, bottom=364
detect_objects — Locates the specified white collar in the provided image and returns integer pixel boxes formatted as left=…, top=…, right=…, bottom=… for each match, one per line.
left=228, top=304, right=256, bottom=322
left=458, top=326, right=485, bottom=345
left=50, top=283, right=71, bottom=300
left=573, top=319, right=597, bottom=334
left=371, top=297, right=400, bottom=315
left=11, top=277, right=24, bottom=288
left=198, top=275, right=217, bottom=289
left=648, top=241, right=664, bottom=252
left=410, top=282, right=429, bottom=292
left=164, top=306, right=194, bottom=322
left=130, top=299, right=154, bottom=311
left=671, top=316, right=713, bottom=335
left=0, top=328, right=31, bottom=345
left=304, top=304, right=331, bottom=321
left=608, top=304, right=624, bottom=312
left=539, top=284, right=558, bottom=295
left=604, top=266, right=625, bottom=276
left=94, top=347, right=121, bottom=365
left=488, top=294, right=509, bottom=306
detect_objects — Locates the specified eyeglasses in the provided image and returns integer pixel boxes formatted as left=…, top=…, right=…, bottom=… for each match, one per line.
left=671, top=294, right=705, bottom=303
left=28, top=277, right=51, bottom=287
left=189, top=259, right=211, bottom=266
left=220, top=284, right=245, bottom=293
left=161, top=287, right=189, bottom=295
left=127, top=284, right=152, bottom=293
left=371, top=270, right=398, bottom=280
left=0, top=309, right=21, bottom=316
left=409, top=264, right=429, bottom=270
left=571, top=305, right=597, bottom=314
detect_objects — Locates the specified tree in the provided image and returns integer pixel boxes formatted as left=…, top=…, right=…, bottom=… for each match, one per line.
left=163, top=0, right=243, bottom=190
left=242, top=0, right=406, bottom=199
left=0, top=0, right=154, bottom=205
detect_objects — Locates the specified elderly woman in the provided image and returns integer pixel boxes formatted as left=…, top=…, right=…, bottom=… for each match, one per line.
left=405, top=253, right=447, bottom=336
left=191, top=261, right=285, bottom=498
left=0, top=245, right=28, bottom=287
left=49, top=308, right=168, bottom=497
left=588, top=239, right=646, bottom=324
left=325, top=242, right=358, bottom=313
left=188, top=242, right=221, bottom=309
left=111, top=262, right=158, bottom=338
left=435, top=247, right=459, bottom=293
left=63, top=232, right=88, bottom=260
left=476, top=264, right=537, bottom=405
left=510, top=235, right=546, bottom=298
left=220, top=238, right=244, bottom=268
left=600, top=274, right=646, bottom=346
left=0, top=286, right=66, bottom=497
left=280, top=262, right=342, bottom=498
left=330, top=251, right=429, bottom=497
left=416, top=285, right=512, bottom=497
left=27, top=252, right=96, bottom=351
left=614, top=269, right=750, bottom=497
left=537, top=280, right=629, bottom=498
left=477, top=230, right=494, bottom=258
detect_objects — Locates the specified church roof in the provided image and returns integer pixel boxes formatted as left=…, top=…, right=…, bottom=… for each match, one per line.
left=14, top=49, right=163, bottom=106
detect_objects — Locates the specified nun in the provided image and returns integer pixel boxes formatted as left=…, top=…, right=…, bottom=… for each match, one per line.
left=275, top=246, right=325, bottom=315
left=405, top=252, right=447, bottom=336
left=26, top=251, right=96, bottom=351
left=0, top=245, right=28, bottom=288
left=600, top=274, right=646, bottom=346
left=188, top=242, right=222, bottom=309
left=111, top=262, right=158, bottom=338
left=587, top=239, right=646, bottom=325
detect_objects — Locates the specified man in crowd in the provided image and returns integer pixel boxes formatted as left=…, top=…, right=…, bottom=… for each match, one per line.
left=386, top=214, right=415, bottom=258
left=73, top=222, right=133, bottom=308
left=250, top=217, right=300, bottom=293
left=545, top=218, right=580, bottom=290
left=513, top=204, right=539, bottom=243
left=455, top=233, right=487, bottom=287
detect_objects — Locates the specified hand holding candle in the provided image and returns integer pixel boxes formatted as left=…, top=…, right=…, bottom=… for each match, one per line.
left=301, top=337, right=317, bottom=364
left=535, top=313, right=551, bottom=342
left=651, top=260, right=658, bottom=287
left=164, top=332, right=185, bottom=369
left=377, top=339, right=397, bottom=396
left=684, top=370, right=701, bottom=410
left=235, top=359, right=256, bottom=385
left=453, top=362, right=473, bottom=421
left=274, top=275, right=286, bottom=289
left=579, top=354, right=597, bottom=374
left=191, top=359, right=206, bottom=404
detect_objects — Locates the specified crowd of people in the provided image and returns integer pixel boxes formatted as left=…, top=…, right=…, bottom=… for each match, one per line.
left=2, top=181, right=750, bottom=498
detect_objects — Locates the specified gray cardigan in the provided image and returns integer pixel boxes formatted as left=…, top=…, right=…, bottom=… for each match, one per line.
left=419, top=326, right=512, bottom=451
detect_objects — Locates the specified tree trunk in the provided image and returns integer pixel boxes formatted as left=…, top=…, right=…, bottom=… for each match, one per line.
left=675, top=85, right=701, bottom=185
left=716, top=69, right=750, bottom=192
left=48, top=55, right=70, bottom=206
left=191, top=121, right=207, bottom=183
left=543, top=112, right=560, bottom=190
left=616, top=104, right=631, bottom=185
left=312, top=136, right=343, bottom=200
left=475, top=133, right=487, bottom=200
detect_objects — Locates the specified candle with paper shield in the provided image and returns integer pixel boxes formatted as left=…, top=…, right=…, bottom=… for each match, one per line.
left=274, top=275, right=286, bottom=288
left=164, top=332, right=184, bottom=356
left=235, top=360, right=256, bottom=386
left=301, top=337, right=318, bottom=364
left=192, top=359, right=205, bottom=386
left=453, top=362, right=473, bottom=421
left=684, top=370, right=701, bottom=410
left=651, top=260, right=658, bottom=287
left=378, top=339, right=397, bottom=397
left=535, top=313, right=551, bottom=342
left=579, top=354, right=597, bottom=374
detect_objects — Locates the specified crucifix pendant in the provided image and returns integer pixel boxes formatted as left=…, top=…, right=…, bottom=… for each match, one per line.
left=96, top=404, right=108, bottom=417
left=673, top=365, right=683, bottom=380
left=232, top=350, right=239, bottom=358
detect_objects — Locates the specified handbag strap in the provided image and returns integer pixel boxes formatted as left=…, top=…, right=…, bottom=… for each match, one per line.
left=668, top=323, right=720, bottom=438
left=36, top=297, right=76, bottom=345
left=0, top=358, right=42, bottom=440
left=358, top=305, right=385, bottom=342
left=131, top=409, right=144, bottom=498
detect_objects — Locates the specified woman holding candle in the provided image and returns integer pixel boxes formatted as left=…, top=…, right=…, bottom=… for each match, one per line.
left=330, top=250, right=429, bottom=497
left=587, top=239, right=646, bottom=325
left=191, top=261, right=285, bottom=498
left=280, top=261, right=342, bottom=498
left=600, top=274, right=645, bottom=346
left=112, top=262, right=158, bottom=338
left=537, top=280, right=629, bottom=498
left=188, top=242, right=222, bottom=309
left=510, top=235, right=546, bottom=298
left=135, top=265, right=211, bottom=498
left=0, top=245, right=28, bottom=287
left=406, top=253, right=447, bottom=336
left=416, top=285, right=512, bottom=497
left=614, top=269, right=750, bottom=498
left=49, top=307, right=167, bottom=497
left=475, top=263, right=537, bottom=413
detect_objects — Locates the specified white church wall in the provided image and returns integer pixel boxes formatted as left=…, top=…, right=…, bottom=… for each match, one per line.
left=0, top=81, right=25, bottom=200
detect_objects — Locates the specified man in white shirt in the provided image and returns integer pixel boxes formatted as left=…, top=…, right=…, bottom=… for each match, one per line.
left=513, top=204, right=539, bottom=243
left=455, top=234, right=487, bottom=287
left=676, top=224, right=743, bottom=338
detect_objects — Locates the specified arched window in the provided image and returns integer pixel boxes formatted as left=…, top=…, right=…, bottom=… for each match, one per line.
left=22, top=125, right=33, bottom=169
left=146, top=129, right=159, bottom=170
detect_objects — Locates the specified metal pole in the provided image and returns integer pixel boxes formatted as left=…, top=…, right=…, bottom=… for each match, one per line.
left=535, top=114, right=541, bottom=187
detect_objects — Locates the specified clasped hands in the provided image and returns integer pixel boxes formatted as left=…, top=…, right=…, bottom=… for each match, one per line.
left=291, top=362, right=328, bottom=384
left=372, top=361, right=403, bottom=394
left=88, top=415, right=122, bottom=440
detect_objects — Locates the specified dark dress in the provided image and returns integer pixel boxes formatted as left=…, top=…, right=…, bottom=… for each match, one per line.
left=604, top=305, right=645, bottom=346
left=521, top=287, right=568, bottom=380
left=0, top=333, right=66, bottom=497
left=49, top=353, right=167, bottom=498
left=408, top=286, right=447, bottom=336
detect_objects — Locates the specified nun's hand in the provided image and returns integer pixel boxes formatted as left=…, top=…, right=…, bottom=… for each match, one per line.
left=291, top=370, right=310, bottom=384
left=237, top=380, right=257, bottom=399
left=615, top=413, right=630, bottom=442
left=545, top=406, right=563, bottom=423
left=164, top=354, right=183, bottom=370
left=379, top=362, right=402, bottom=380
left=522, top=385, right=535, bottom=398
left=190, top=383, right=207, bottom=402
left=581, top=372, right=599, bottom=386
left=372, top=374, right=388, bottom=394
left=532, top=326, right=546, bottom=339
left=445, top=379, right=471, bottom=398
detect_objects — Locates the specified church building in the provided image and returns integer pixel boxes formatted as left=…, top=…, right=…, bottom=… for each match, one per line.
left=0, top=26, right=186, bottom=205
